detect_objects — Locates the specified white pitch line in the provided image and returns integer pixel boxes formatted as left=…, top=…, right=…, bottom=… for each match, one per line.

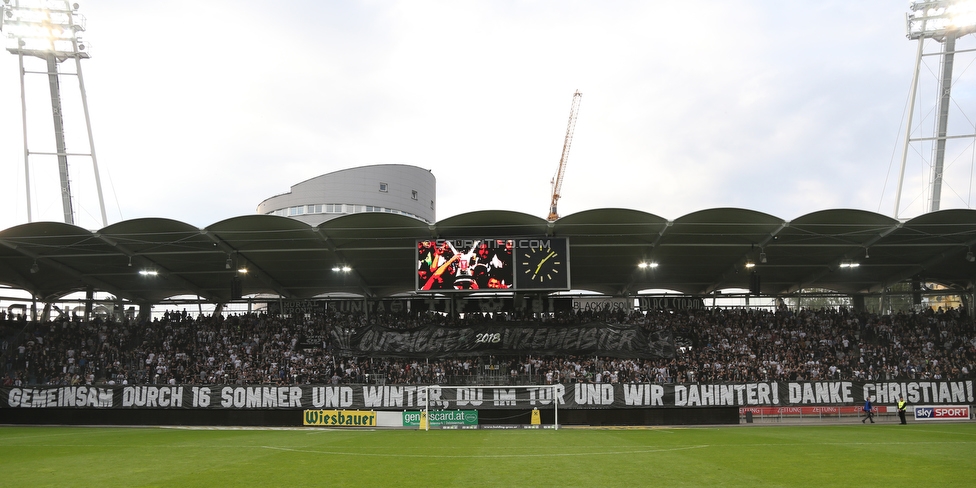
left=5, top=440, right=972, bottom=452
left=257, top=444, right=710, bottom=458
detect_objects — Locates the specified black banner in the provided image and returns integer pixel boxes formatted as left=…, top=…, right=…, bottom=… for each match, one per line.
left=268, top=300, right=410, bottom=316
left=637, top=296, right=705, bottom=311
left=266, top=298, right=576, bottom=315
left=268, top=297, right=691, bottom=316
left=327, top=321, right=674, bottom=359
left=4, top=380, right=972, bottom=410
left=410, top=297, right=572, bottom=314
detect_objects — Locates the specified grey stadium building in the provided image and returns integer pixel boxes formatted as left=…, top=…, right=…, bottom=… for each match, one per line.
left=256, top=164, right=436, bottom=226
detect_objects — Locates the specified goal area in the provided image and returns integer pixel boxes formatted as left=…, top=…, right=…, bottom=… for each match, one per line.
left=420, top=384, right=561, bottom=430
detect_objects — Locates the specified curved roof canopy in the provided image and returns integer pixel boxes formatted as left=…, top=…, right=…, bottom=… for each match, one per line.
left=1, top=208, right=975, bottom=303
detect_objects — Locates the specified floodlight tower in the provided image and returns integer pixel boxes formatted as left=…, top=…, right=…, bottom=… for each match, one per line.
left=0, top=0, right=107, bottom=226
left=895, top=1, right=976, bottom=219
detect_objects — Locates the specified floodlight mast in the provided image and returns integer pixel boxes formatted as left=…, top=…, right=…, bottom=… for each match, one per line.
left=1, top=0, right=107, bottom=227
left=895, top=1, right=976, bottom=219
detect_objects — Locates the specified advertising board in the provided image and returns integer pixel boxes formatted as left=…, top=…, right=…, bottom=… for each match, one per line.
left=403, top=410, right=479, bottom=427
left=303, top=409, right=377, bottom=426
left=913, top=405, right=971, bottom=421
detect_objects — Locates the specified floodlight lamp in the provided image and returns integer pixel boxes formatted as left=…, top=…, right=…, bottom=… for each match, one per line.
left=759, top=251, right=767, bottom=264
left=745, top=262, right=756, bottom=268
left=237, top=268, right=248, bottom=274
left=139, top=269, right=158, bottom=276
left=947, top=1, right=976, bottom=27
left=908, top=0, right=976, bottom=40
left=2, top=2, right=90, bottom=58
left=342, top=266, right=352, bottom=272
left=225, top=257, right=232, bottom=269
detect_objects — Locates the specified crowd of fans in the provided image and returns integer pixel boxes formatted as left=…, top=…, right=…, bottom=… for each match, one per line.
left=1, top=305, right=973, bottom=387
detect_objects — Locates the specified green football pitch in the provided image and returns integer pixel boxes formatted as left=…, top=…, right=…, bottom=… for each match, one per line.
left=0, top=423, right=973, bottom=487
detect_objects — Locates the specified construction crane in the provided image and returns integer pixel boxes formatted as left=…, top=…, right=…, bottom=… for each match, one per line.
left=547, top=90, right=582, bottom=222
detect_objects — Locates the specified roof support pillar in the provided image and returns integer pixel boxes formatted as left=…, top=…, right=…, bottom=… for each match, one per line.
left=84, top=287, right=94, bottom=322
left=965, top=287, right=974, bottom=323
left=115, top=295, right=125, bottom=323
left=137, top=302, right=153, bottom=324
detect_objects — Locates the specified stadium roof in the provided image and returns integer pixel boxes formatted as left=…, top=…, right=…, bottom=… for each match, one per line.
left=1, top=208, right=975, bottom=303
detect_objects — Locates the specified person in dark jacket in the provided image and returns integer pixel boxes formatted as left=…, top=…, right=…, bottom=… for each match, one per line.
left=862, top=396, right=875, bottom=423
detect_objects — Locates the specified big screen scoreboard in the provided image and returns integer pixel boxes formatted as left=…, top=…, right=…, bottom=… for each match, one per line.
left=416, top=238, right=569, bottom=292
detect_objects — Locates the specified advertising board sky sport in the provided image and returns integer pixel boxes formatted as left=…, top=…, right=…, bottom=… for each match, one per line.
left=913, top=406, right=971, bottom=421
left=4, top=380, right=973, bottom=410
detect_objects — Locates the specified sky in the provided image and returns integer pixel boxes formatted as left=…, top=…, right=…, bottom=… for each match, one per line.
left=1, top=0, right=976, bottom=232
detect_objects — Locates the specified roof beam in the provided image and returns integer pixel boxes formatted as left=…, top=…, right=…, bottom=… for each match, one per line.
left=311, top=229, right=375, bottom=297
left=649, top=220, right=673, bottom=248
left=786, top=222, right=903, bottom=293
left=0, top=236, right=148, bottom=302
left=92, top=232, right=219, bottom=302
left=199, top=230, right=293, bottom=298
left=615, top=221, right=673, bottom=296
left=868, top=237, right=976, bottom=293
left=700, top=222, right=788, bottom=295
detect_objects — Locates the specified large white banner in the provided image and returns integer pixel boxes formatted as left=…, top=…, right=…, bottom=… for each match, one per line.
left=4, top=380, right=973, bottom=410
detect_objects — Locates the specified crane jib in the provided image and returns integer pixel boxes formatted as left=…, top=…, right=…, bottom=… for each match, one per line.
left=548, top=90, right=582, bottom=222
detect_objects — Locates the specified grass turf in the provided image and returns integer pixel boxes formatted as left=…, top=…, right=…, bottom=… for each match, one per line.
left=0, top=423, right=973, bottom=487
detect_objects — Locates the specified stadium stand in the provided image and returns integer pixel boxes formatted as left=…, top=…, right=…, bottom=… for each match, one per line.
left=2, top=306, right=972, bottom=387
